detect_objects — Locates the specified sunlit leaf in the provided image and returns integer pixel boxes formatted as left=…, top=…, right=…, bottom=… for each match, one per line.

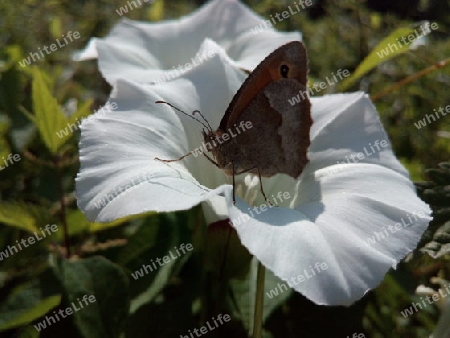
left=147, top=0, right=164, bottom=21
left=27, top=67, right=69, bottom=153
left=340, top=25, right=419, bottom=90
left=0, top=202, right=52, bottom=233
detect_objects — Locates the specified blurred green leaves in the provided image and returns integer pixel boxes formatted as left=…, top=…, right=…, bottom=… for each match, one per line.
left=0, top=202, right=52, bottom=233
left=52, top=255, right=130, bottom=338
left=416, top=162, right=450, bottom=258
left=0, top=269, right=61, bottom=331
left=24, top=67, right=92, bottom=154
left=340, top=25, right=417, bottom=90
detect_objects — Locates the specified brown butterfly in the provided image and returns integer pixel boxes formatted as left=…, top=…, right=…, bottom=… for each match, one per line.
left=156, top=41, right=312, bottom=203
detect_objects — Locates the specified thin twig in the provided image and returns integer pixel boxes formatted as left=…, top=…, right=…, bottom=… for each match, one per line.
left=372, top=58, right=450, bottom=101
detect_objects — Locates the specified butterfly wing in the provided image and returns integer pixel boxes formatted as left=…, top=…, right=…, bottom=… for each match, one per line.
left=220, top=41, right=308, bottom=130
left=220, top=41, right=311, bottom=178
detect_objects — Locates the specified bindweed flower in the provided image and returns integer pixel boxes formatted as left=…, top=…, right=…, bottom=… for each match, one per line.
left=75, top=0, right=431, bottom=306
left=76, top=44, right=431, bottom=305
left=74, top=0, right=301, bottom=85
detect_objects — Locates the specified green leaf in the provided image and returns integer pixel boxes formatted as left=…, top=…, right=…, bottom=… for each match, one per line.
left=0, top=270, right=61, bottom=331
left=147, top=0, right=164, bottom=21
left=0, top=296, right=61, bottom=331
left=2, top=45, right=25, bottom=69
left=129, top=258, right=180, bottom=314
left=16, top=325, right=41, bottom=338
left=339, top=25, right=418, bottom=90
left=0, top=120, right=11, bottom=159
left=0, top=202, right=52, bottom=233
left=29, top=67, right=69, bottom=154
left=87, top=214, right=138, bottom=233
left=126, top=296, right=193, bottom=337
left=67, top=99, right=93, bottom=126
left=115, top=216, right=159, bottom=266
left=49, top=17, right=62, bottom=40
left=125, top=213, right=192, bottom=313
left=51, top=255, right=130, bottom=338
left=63, top=209, right=134, bottom=239
left=63, top=209, right=90, bottom=237
left=204, top=220, right=252, bottom=280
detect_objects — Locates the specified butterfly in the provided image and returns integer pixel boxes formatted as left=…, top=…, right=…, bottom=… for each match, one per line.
left=156, top=41, right=311, bottom=203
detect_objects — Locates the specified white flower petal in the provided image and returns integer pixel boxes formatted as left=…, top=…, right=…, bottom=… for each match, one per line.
left=225, top=92, right=431, bottom=305
left=73, top=38, right=99, bottom=61
left=227, top=165, right=431, bottom=305
left=76, top=102, right=229, bottom=221
left=74, top=0, right=301, bottom=84
left=307, top=92, right=408, bottom=176
left=230, top=30, right=302, bottom=71
left=76, top=52, right=246, bottom=222
left=76, top=81, right=230, bottom=221
left=244, top=93, right=410, bottom=207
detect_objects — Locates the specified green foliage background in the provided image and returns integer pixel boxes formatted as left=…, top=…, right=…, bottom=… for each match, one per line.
left=0, top=0, right=449, bottom=337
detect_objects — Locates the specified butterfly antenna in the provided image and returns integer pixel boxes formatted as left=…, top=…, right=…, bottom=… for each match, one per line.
left=156, top=101, right=211, bottom=131
left=192, top=110, right=212, bottom=132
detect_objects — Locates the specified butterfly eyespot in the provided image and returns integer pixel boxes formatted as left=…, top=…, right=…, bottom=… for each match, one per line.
left=280, top=64, right=289, bottom=78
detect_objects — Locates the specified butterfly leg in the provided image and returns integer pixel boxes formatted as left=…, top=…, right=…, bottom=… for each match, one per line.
left=156, top=148, right=221, bottom=164
left=255, top=167, right=273, bottom=206
left=155, top=151, right=193, bottom=163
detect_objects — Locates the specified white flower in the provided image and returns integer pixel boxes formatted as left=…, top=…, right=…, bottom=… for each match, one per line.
left=73, top=0, right=301, bottom=85
left=225, top=91, right=432, bottom=305
left=76, top=45, right=240, bottom=221
left=76, top=46, right=431, bottom=305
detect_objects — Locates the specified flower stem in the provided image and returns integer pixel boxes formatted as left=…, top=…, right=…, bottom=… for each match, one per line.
left=253, top=261, right=265, bottom=338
